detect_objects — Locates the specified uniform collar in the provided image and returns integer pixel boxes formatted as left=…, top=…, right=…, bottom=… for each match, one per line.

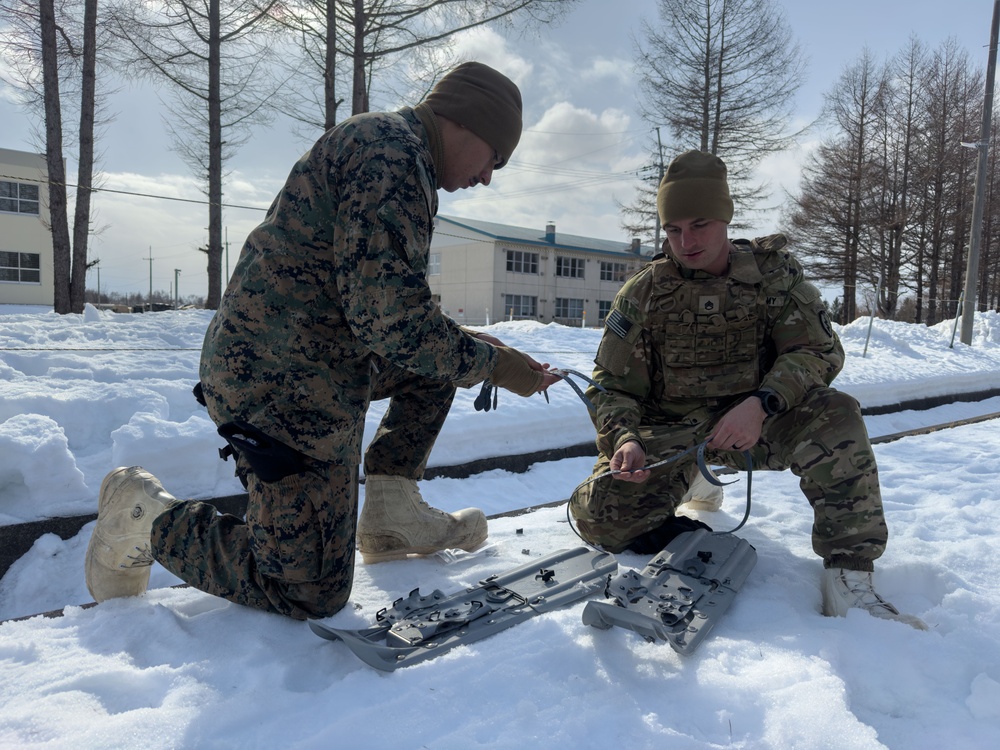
left=411, top=103, right=444, bottom=189
left=727, top=247, right=764, bottom=283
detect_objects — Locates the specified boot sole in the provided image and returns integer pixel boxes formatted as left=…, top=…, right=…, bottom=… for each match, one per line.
left=680, top=498, right=724, bottom=512
left=359, top=535, right=489, bottom=564
left=84, top=467, right=157, bottom=602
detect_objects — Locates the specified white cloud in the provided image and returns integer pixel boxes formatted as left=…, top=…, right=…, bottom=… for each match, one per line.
left=441, top=99, right=648, bottom=242
left=580, top=57, right=633, bottom=87
left=82, top=170, right=269, bottom=298
left=749, top=136, right=824, bottom=234
left=432, top=26, right=535, bottom=89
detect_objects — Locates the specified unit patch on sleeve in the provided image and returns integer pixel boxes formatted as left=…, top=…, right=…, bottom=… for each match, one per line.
left=818, top=308, right=834, bottom=338
left=606, top=309, right=633, bottom=339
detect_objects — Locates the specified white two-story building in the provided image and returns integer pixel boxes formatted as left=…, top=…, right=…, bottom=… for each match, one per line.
left=0, top=147, right=52, bottom=306
left=429, top=215, right=653, bottom=327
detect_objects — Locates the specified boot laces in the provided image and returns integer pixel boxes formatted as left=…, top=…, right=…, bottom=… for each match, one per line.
left=839, top=571, right=901, bottom=615
left=121, top=544, right=155, bottom=568
left=415, top=495, right=454, bottom=522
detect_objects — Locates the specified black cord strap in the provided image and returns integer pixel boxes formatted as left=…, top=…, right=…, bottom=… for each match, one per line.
left=566, top=440, right=754, bottom=549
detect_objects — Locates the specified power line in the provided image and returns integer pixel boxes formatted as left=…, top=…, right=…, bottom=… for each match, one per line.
left=0, top=173, right=269, bottom=212
left=523, top=127, right=649, bottom=136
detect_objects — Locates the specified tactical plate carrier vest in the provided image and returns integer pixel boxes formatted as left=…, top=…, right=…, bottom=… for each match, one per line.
left=644, top=235, right=796, bottom=400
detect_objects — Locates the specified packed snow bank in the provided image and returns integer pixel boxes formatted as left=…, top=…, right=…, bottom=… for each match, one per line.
left=3, top=309, right=1000, bottom=526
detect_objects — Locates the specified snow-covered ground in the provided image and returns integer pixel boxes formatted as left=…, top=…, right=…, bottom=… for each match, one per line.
left=2, top=305, right=1000, bottom=749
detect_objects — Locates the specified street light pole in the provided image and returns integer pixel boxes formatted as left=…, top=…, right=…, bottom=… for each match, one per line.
left=961, top=0, right=1000, bottom=345
left=174, top=268, right=181, bottom=308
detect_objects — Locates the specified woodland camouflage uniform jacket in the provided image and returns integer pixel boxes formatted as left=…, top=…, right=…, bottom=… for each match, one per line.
left=589, top=234, right=844, bottom=459
left=199, top=107, right=496, bottom=464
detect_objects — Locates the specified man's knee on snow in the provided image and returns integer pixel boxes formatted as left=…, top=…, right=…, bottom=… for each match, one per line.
left=288, top=583, right=353, bottom=620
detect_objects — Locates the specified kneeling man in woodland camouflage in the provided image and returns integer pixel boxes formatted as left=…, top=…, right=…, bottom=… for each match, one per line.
left=570, top=150, right=925, bottom=629
left=85, top=62, right=558, bottom=620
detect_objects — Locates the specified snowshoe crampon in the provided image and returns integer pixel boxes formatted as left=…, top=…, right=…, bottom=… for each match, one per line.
left=310, top=546, right=616, bottom=671
left=582, top=529, right=756, bottom=655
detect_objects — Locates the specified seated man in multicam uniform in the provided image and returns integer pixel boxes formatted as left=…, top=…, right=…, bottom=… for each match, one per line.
left=570, top=149, right=926, bottom=629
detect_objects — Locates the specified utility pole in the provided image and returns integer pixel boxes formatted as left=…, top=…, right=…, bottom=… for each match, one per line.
left=174, top=268, right=181, bottom=308
left=961, top=0, right=999, bottom=345
left=143, top=247, right=153, bottom=309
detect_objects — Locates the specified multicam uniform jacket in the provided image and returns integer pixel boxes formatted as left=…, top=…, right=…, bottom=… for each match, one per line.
left=590, top=234, right=844, bottom=459
left=199, top=107, right=497, bottom=464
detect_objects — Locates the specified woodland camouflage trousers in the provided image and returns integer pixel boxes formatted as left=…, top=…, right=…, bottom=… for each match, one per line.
left=570, top=388, right=888, bottom=571
left=151, top=362, right=456, bottom=620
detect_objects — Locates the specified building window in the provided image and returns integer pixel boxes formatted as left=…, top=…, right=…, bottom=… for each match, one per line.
left=555, top=297, right=584, bottom=319
left=428, top=252, right=441, bottom=275
left=556, top=256, right=585, bottom=278
left=0, top=181, right=40, bottom=215
left=598, top=300, right=612, bottom=321
left=0, top=251, right=41, bottom=283
left=503, top=294, right=537, bottom=318
left=600, top=261, right=630, bottom=281
left=506, top=249, right=538, bottom=274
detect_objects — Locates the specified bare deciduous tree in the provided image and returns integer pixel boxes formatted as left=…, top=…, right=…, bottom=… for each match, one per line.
left=623, top=0, right=806, bottom=240
left=108, top=0, right=280, bottom=309
left=905, top=40, right=980, bottom=325
left=788, top=37, right=993, bottom=326
left=269, top=0, right=579, bottom=136
left=874, top=37, right=928, bottom=319
left=1, top=0, right=105, bottom=313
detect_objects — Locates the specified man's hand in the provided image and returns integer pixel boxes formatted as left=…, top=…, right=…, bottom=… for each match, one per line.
left=610, top=440, right=650, bottom=483
left=490, top=346, right=559, bottom=395
left=708, top=396, right=766, bottom=451
left=515, top=348, right=561, bottom=390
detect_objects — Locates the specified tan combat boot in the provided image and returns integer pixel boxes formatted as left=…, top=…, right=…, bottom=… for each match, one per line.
left=679, top=472, right=724, bottom=512
left=357, top=475, right=488, bottom=563
left=821, top=568, right=928, bottom=630
left=85, top=466, right=174, bottom=602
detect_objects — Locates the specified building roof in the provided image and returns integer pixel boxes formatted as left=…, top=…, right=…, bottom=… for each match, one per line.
left=437, top=214, right=654, bottom=258
left=0, top=147, right=47, bottom=171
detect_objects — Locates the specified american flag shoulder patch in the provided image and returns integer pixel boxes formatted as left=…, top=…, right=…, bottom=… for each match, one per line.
left=606, top=309, right=633, bottom=339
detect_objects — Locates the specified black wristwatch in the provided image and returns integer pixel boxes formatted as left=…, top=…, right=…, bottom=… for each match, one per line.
left=752, top=389, right=782, bottom=417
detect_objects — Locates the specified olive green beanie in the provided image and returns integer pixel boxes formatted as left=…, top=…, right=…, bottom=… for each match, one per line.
left=657, top=150, right=734, bottom=226
left=422, top=61, right=522, bottom=169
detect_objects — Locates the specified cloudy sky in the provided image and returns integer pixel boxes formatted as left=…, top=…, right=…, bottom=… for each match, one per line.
left=0, top=0, right=991, bottom=298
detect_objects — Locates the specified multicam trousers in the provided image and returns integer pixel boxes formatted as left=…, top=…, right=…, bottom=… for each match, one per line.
left=570, top=388, right=888, bottom=571
left=151, top=361, right=456, bottom=620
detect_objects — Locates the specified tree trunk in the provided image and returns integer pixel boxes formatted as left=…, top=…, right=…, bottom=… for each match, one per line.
left=711, top=0, right=728, bottom=154
left=845, top=111, right=866, bottom=323
left=207, top=0, right=223, bottom=309
left=39, top=0, right=72, bottom=314
left=324, top=0, right=339, bottom=130
left=351, top=0, right=368, bottom=115
left=699, top=0, right=711, bottom=151
left=70, top=0, right=98, bottom=314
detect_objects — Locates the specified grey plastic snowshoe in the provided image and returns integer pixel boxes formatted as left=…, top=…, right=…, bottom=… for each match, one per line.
left=310, top=546, right=617, bottom=671
left=582, top=529, right=756, bottom=655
